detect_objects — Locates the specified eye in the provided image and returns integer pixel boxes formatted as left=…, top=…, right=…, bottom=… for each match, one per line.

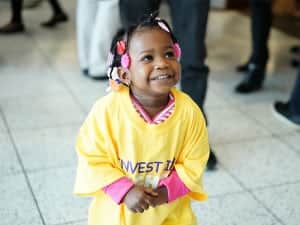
left=165, top=51, right=175, bottom=58
left=141, top=55, right=153, bottom=62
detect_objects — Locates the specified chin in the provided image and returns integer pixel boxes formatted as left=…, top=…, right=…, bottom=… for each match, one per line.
left=155, top=86, right=174, bottom=95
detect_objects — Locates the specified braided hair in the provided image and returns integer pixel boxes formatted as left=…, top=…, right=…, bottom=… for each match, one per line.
left=106, top=13, right=181, bottom=86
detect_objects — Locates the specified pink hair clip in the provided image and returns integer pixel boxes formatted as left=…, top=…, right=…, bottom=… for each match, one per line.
left=116, top=40, right=126, bottom=55
left=173, top=43, right=181, bottom=60
left=121, top=53, right=131, bottom=69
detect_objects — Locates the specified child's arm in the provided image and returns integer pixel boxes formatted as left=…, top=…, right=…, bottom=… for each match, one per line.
left=102, top=177, right=135, bottom=204
left=74, top=102, right=128, bottom=196
left=146, top=170, right=189, bottom=207
left=172, top=104, right=209, bottom=201
left=157, top=170, right=190, bottom=203
left=148, top=186, right=168, bottom=207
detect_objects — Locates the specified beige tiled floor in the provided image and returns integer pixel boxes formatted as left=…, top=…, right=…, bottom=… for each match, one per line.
left=1, top=1, right=300, bottom=225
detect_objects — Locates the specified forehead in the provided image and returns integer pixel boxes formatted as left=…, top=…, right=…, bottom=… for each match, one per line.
left=128, top=28, right=173, bottom=53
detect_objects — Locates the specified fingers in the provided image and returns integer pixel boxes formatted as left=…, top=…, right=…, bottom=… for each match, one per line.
left=144, top=188, right=158, bottom=197
left=134, top=206, right=145, bottom=213
left=143, top=188, right=159, bottom=207
left=148, top=197, right=158, bottom=207
left=130, top=201, right=150, bottom=213
left=124, top=186, right=160, bottom=213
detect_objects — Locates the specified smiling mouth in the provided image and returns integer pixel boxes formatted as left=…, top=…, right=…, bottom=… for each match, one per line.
left=151, top=74, right=174, bottom=81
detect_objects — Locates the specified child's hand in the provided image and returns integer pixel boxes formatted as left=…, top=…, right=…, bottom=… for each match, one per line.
left=150, top=186, right=168, bottom=207
left=123, top=185, right=158, bottom=213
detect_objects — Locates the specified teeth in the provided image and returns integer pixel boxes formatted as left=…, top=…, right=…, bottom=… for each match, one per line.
left=156, top=75, right=170, bottom=80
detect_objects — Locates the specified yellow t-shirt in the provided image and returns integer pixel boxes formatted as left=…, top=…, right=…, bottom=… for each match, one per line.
left=74, top=87, right=209, bottom=225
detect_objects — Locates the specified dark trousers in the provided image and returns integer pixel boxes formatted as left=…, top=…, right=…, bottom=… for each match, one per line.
left=119, top=0, right=210, bottom=112
left=11, top=0, right=23, bottom=23
left=249, top=0, right=272, bottom=68
left=48, top=0, right=64, bottom=14
left=10, top=0, right=63, bottom=23
left=290, top=68, right=300, bottom=115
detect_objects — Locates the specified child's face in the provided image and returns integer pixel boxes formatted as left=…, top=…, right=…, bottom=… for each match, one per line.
left=125, top=28, right=180, bottom=97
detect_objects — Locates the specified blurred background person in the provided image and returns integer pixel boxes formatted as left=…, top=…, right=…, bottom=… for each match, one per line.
left=0, top=0, right=68, bottom=33
left=235, top=0, right=273, bottom=94
left=23, top=0, right=42, bottom=9
left=76, top=0, right=121, bottom=80
left=273, top=67, right=300, bottom=126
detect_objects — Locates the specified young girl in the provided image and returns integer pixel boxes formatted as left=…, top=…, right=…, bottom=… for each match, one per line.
left=74, top=14, right=209, bottom=225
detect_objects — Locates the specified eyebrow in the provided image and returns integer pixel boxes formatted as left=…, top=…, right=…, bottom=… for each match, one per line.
left=138, top=45, right=174, bottom=55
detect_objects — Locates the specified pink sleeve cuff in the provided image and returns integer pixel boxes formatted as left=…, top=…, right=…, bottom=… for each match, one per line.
left=102, top=177, right=134, bottom=204
left=159, top=170, right=190, bottom=203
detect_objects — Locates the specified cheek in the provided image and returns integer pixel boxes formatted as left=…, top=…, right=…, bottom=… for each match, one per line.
left=174, top=63, right=181, bottom=76
left=128, top=67, right=148, bottom=84
left=133, top=65, right=151, bottom=76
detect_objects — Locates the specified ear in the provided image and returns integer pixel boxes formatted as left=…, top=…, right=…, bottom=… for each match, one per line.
left=117, top=67, right=131, bottom=86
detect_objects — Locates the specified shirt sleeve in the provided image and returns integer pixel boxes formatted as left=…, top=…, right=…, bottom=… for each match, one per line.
left=102, top=177, right=135, bottom=204
left=159, top=170, right=190, bottom=203
left=74, top=102, right=126, bottom=196
left=174, top=101, right=210, bottom=201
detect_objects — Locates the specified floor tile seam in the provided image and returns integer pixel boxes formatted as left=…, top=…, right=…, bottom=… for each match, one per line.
left=207, top=189, right=249, bottom=199
left=248, top=191, right=287, bottom=225
left=218, top=163, right=286, bottom=225
left=48, top=69, right=87, bottom=114
left=234, top=104, right=284, bottom=133
left=24, top=164, right=76, bottom=175
left=206, top=104, right=233, bottom=111
left=1, top=170, right=24, bottom=178
left=213, top=132, right=300, bottom=157
left=248, top=179, right=300, bottom=192
left=211, top=132, right=273, bottom=146
left=271, top=130, right=300, bottom=137
left=0, top=89, right=73, bottom=101
left=0, top=107, right=9, bottom=133
left=0, top=107, right=47, bottom=225
left=32, top=39, right=87, bottom=114
left=271, top=133, right=300, bottom=156
left=235, top=105, right=300, bottom=151
left=219, top=159, right=300, bottom=191
left=236, top=103, right=300, bottom=135
left=206, top=162, right=250, bottom=198
left=51, top=218, right=87, bottom=225
left=8, top=121, right=82, bottom=133
left=8, top=122, right=83, bottom=133
left=207, top=99, right=280, bottom=135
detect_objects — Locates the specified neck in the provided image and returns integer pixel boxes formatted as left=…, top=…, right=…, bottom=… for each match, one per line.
left=131, top=90, right=170, bottom=117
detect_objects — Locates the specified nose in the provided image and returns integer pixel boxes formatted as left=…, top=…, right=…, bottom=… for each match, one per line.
left=154, top=57, right=169, bottom=70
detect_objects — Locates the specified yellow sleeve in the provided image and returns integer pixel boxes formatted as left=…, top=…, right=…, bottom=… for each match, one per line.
left=73, top=102, right=125, bottom=196
left=174, top=106, right=209, bottom=201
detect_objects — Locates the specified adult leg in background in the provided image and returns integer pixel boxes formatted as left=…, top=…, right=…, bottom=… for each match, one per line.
left=289, top=70, right=300, bottom=117
left=76, top=0, right=98, bottom=76
left=0, top=0, right=25, bottom=33
left=41, top=0, right=68, bottom=28
left=119, top=0, right=160, bottom=28
left=235, top=0, right=273, bottom=94
left=273, top=68, right=300, bottom=125
left=89, top=0, right=121, bottom=79
left=168, top=0, right=217, bottom=170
